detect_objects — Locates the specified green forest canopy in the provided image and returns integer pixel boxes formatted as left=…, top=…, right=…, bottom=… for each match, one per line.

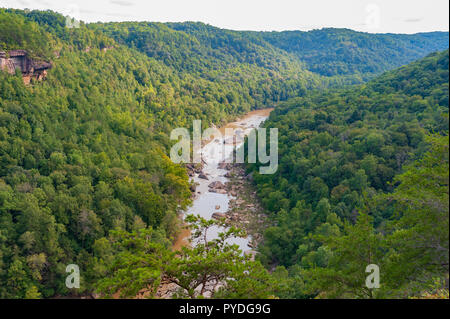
left=0, top=8, right=448, bottom=298
left=247, top=50, right=449, bottom=298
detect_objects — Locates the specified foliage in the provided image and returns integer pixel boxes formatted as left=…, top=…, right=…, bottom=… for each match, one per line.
left=95, top=215, right=277, bottom=299
left=260, top=28, right=449, bottom=79
left=0, top=9, right=194, bottom=297
left=249, top=51, right=449, bottom=298
left=0, top=8, right=448, bottom=299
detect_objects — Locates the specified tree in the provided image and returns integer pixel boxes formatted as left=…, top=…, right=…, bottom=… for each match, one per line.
left=383, top=133, right=449, bottom=296
left=94, top=227, right=170, bottom=298
left=95, top=215, right=277, bottom=299
left=307, top=213, right=385, bottom=298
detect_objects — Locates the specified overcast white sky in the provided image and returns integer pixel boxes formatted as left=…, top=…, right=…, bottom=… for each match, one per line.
left=2, top=0, right=449, bottom=33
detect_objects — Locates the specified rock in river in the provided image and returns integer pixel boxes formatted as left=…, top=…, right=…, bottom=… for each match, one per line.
left=212, top=212, right=227, bottom=220
left=209, top=188, right=227, bottom=194
left=208, top=181, right=225, bottom=189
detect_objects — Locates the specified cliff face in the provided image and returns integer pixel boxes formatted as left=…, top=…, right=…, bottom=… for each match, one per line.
left=0, top=50, right=52, bottom=84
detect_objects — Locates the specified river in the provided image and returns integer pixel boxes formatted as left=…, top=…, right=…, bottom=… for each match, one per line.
left=177, top=108, right=273, bottom=252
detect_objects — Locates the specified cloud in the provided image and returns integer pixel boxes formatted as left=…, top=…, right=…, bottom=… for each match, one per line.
left=79, top=8, right=99, bottom=14
left=404, top=17, right=423, bottom=23
left=35, top=0, right=52, bottom=5
left=78, top=8, right=134, bottom=20
left=109, top=0, right=134, bottom=6
left=16, top=0, right=30, bottom=5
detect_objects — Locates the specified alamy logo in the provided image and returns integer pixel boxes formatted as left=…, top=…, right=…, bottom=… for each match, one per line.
left=170, top=120, right=278, bottom=174
left=365, top=264, right=380, bottom=289
left=65, top=4, right=81, bottom=29
left=65, top=264, right=80, bottom=289
left=365, top=3, right=381, bottom=30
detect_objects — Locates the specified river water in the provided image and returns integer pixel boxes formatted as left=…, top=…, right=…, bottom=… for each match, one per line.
left=181, top=108, right=273, bottom=252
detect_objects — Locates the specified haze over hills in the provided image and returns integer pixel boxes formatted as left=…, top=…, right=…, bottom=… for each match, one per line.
left=0, top=8, right=448, bottom=299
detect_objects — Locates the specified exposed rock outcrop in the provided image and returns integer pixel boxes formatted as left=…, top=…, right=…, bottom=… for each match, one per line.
left=0, top=50, right=52, bottom=84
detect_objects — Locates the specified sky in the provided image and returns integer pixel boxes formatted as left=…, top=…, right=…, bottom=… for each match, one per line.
left=1, top=0, right=449, bottom=34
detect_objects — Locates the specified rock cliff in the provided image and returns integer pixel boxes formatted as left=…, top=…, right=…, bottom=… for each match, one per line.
left=0, top=50, right=52, bottom=84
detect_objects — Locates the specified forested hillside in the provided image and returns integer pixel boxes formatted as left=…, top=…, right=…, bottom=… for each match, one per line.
left=248, top=50, right=449, bottom=298
left=93, top=22, right=449, bottom=84
left=90, top=21, right=324, bottom=104
left=260, top=28, right=449, bottom=79
left=0, top=9, right=199, bottom=298
left=0, top=8, right=448, bottom=299
left=0, top=8, right=321, bottom=299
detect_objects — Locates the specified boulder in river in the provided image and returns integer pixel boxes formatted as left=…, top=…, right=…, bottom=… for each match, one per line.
left=210, top=188, right=227, bottom=194
left=212, top=212, right=227, bottom=220
left=198, top=173, right=209, bottom=180
left=208, top=181, right=225, bottom=189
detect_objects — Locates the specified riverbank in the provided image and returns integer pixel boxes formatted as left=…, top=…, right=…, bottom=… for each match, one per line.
left=155, top=109, right=274, bottom=298
left=223, top=164, right=270, bottom=249
left=172, top=108, right=273, bottom=252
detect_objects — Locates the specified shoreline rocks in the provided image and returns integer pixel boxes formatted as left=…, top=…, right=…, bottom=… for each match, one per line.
left=208, top=181, right=225, bottom=189
left=220, top=163, right=269, bottom=248
left=209, top=188, right=227, bottom=194
left=212, top=212, right=227, bottom=220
